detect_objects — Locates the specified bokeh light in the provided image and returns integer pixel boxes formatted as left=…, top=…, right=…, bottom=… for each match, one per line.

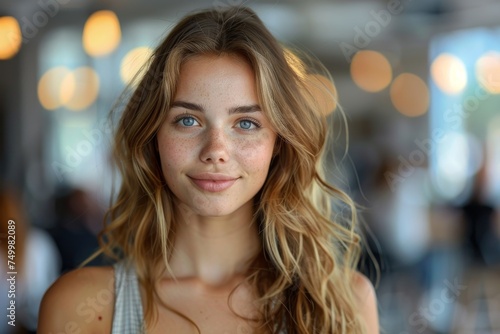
left=350, top=50, right=392, bottom=93
left=38, top=67, right=73, bottom=110
left=38, top=67, right=100, bottom=111
left=390, top=73, right=429, bottom=117
left=430, top=53, right=467, bottom=95
left=0, top=16, right=22, bottom=60
left=486, top=115, right=500, bottom=204
left=120, top=46, right=153, bottom=85
left=476, top=51, right=500, bottom=94
left=82, top=10, right=121, bottom=57
left=434, top=132, right=477, bottom=200
left=62, top=67, right=100, bottom=111
left=304, top=74, right=337, bottom=115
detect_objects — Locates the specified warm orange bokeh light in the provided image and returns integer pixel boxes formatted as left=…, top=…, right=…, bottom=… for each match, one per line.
left=120, top=46, right=153, bottom=85
left=431, top=53, right=467, bottom=95
left=38, top=67, right=100, bottom=111
left=476, top=51, right=500, bottom=94
left=63, top=67, right=100, bottom=111
left=351, top=50, right=392, bottom=93
left=38, top=67, right=73, bottom=110
left=0, top=16, right=22, bottom=60
left=82, top=10, right=121, bottom=57
left=390, top=73, right=429, bottom=117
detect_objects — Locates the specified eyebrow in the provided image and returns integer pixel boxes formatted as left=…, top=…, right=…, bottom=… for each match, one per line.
left=170, top=101, right=261, bottom=114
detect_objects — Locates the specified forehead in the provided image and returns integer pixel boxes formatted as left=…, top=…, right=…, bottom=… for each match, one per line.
left=174, top=54, right=256, bottom=97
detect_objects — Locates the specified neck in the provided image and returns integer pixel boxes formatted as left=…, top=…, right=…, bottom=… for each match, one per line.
left=167, top=203, right=261, bottom=287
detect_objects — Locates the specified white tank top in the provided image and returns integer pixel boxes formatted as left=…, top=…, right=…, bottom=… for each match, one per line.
left=112, top=261, right=145, bottom=333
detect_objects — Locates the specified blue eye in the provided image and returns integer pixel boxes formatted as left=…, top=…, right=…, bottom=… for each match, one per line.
left=176, top=116, right=199, bottom=127
left=182, top=117, right=195, bottom=126
left=237, top=119, right=260, bottom=130
left=239, top=120, right=253, bottom=129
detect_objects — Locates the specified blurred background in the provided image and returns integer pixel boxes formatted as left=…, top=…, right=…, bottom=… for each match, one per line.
left=1, top=0, right=500, bottom=333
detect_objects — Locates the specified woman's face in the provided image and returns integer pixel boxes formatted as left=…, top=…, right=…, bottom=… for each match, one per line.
left=157, top=54, right=277, bottom=218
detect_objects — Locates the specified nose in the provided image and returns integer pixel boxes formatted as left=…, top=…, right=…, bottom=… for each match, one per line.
left=199, top=127, right=230, bottom=164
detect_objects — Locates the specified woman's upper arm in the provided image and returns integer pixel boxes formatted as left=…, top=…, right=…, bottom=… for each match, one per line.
left=37, top=266, right=115, bottom=334
left=353, top=272, right=379, bottom=334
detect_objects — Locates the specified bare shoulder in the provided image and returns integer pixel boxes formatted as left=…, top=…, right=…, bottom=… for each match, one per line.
left=38, top=266, right=115, bottom=334
left=352, top=272, right=379, bottom=334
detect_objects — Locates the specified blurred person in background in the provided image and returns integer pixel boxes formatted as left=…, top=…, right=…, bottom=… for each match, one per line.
left=49, top=187, right=106, bottom=273
left=453, top=161, right=500, bottom=332
left=459, top=165, right=500, bottom=267
left=0, top=189, right=60, bottom=334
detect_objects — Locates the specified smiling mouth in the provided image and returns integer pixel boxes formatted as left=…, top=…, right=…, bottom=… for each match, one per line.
left=188, top=175, right=239, bottom=192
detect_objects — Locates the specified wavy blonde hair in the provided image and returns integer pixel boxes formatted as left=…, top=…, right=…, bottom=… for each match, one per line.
left=95, top=6, right=366, bottom=333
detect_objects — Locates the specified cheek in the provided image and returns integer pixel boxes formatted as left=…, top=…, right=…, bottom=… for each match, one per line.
left=235, top=136, right=275, bottom=174
left=158, top=135, right=193, bottom=171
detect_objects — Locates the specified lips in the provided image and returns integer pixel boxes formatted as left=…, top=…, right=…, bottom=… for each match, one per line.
left=188, top=173, right=239, bottom=192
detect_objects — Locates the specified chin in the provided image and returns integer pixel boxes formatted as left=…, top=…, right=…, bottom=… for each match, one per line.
left=172, top=190, right=254, bottom=220
left=193, top=206, right=239, bottom=218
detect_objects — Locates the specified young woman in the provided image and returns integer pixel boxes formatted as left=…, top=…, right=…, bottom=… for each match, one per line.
left=38, top=6, right=378, bottom=334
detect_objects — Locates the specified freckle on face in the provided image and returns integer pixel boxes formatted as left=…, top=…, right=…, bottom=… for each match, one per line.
left=156, top=54, right=277, bottom=217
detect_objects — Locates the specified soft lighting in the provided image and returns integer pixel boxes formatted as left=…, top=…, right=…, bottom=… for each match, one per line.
left=430, top=53, right=467, bottom=95
left=0, top=16, right=22, bottom=60
left=38, top=67, right=100, bottom=111
left=350, top=50, right=392, bottom=93
left=476, top=51, right=500, bottom=94
left=390, top=73, right=429, bottom=117
left=486, top=116, right=500, bottom=203
left=120, top=46, right=153, bottom=85
left=38, top=67, right=73, bottom=110
left=59, top=70, right=76, bottom=106
left=304, top=74, right=337, bottom=115
left=82, top=10, right=121, bottom=57
left=63, top=67, right=100, bottom=111
left=434, top=132, right=470, bottom=200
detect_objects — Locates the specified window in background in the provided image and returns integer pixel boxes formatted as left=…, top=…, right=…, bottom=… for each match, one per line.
left=429, top=27, right=500, bottom=203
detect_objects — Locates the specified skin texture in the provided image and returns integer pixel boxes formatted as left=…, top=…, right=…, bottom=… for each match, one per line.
left=355, top=273, right=380, bottom=333
left=38, top=266, right=115, bottom=334
left=158, top=54, right=277, bottom=219
left=157, top=54, right=277, bottom=286
left=37, top=54, right=379, bottom=334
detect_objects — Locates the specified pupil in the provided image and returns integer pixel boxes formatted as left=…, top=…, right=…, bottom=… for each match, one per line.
left=241, top=120, right=251, bottom=129
left=183, top=118, right=194, bottom=126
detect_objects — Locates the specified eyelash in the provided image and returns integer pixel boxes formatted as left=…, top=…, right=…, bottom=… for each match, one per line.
left=173, top=115, right=200, bottom=127
left=172, top=114, right=262, bottom=130
left=237, top=118, right=262, bottom=130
